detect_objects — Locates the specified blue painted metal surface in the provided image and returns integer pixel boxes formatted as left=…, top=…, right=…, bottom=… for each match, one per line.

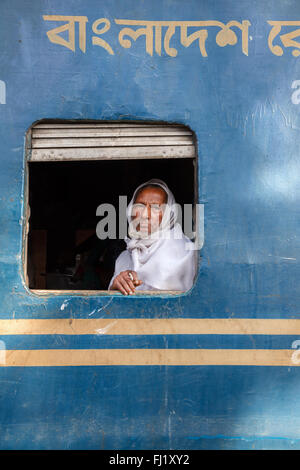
left=1, top=0, right=300, bottom=450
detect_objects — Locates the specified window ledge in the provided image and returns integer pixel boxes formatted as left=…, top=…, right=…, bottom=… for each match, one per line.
left=30, top=289, right=184, bottom=296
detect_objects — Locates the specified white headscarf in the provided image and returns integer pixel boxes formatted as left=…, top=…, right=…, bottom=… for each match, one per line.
left=110, top=179, right=197, bottom=291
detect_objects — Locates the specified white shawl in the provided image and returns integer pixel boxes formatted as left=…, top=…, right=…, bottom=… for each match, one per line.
left=109, top=179, right=197, bottom=291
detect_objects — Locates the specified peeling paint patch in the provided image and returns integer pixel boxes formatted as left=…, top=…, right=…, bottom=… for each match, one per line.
left=0, top=80, right=6, bottom=104
left=95, top=320, right=118, bottom=335
left=60, top=300, right=70, bottom=311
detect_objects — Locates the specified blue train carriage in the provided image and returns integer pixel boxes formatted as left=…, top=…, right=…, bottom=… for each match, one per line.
left=1, top=0, right=300, bottom=450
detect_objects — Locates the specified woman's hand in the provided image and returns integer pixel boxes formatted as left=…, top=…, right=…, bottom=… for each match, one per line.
left=110, top=270, right=142, bottom=295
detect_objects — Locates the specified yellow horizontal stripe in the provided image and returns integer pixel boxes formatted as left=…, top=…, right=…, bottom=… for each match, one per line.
left=0, top=318, right=300, bottom=336
left=0, top=349, right=298, bottom=367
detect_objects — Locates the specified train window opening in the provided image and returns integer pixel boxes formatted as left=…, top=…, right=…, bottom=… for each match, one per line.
left=24, top=122, right=197, bottom=294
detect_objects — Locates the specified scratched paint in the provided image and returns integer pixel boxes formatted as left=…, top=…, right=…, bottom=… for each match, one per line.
left=1, top=0, right=300, bottom=450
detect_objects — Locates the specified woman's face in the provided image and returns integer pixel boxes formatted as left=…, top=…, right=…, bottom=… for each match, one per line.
left=132, top=186, right=167, bottom=235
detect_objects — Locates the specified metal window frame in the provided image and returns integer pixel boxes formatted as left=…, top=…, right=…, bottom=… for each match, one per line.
left=23, top=119, right=198, bottom=297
